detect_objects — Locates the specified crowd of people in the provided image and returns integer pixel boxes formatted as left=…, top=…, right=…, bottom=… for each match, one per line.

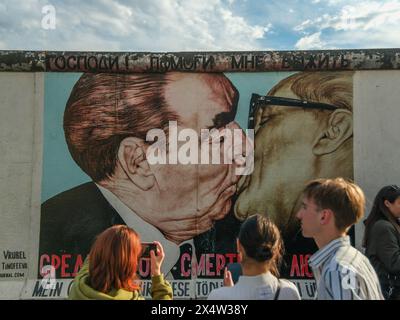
left=68, top=178, right=400, bottom=300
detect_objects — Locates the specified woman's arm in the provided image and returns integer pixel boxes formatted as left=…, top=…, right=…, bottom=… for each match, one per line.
left=149, top=241, right=173, bottom=300
left=150, top=274, right=173, bottom=300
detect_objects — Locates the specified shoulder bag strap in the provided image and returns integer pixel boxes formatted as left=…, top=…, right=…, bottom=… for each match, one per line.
left=273, top=279, right=281, bottom=300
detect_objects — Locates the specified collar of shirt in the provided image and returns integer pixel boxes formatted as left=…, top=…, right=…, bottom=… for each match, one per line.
left=308, top=235, right=351, bottom=269
left=95, top=183, right=187, bottom=278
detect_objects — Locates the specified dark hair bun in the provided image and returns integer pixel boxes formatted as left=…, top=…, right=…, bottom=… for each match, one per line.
left=238, top=214, right=283, bottom=271
left=253, top=244, right=273, bottom=262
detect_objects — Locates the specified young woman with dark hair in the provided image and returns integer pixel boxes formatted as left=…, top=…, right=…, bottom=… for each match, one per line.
left=363, top=185, right=400, bottom=300
left=208, top=214, right=300, bottom=300
left=69, top=225, right=172, bottom=300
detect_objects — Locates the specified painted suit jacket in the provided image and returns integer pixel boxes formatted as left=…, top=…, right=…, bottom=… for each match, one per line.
left=39, top=182, right=240, bottom=279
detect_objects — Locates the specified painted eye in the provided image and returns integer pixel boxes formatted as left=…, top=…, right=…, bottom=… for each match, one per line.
left=259, top=116, right=271, bottom=127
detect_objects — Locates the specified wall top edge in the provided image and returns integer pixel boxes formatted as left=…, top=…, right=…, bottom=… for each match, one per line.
left=1, top=49, right=400, bottom=72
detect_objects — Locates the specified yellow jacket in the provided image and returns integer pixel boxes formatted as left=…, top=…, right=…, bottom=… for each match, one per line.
left=68, top=259, right=173, bottom=300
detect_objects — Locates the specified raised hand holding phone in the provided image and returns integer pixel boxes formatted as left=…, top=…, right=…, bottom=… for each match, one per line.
left=150, top=241, right=165, bottom=277
left=141, top=242, right=157, bottom=258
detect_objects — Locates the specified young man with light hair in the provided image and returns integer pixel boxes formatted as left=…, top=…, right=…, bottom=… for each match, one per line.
left=296, top=178, right=384, bottom=300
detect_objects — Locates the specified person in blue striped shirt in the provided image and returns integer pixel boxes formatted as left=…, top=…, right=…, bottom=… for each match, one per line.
left=296, top=178, right=384, bottom=300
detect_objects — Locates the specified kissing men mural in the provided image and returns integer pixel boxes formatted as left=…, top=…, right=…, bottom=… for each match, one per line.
left=235, top=72, right=354, bottom=290
left=38, top=71, right=354, bottom=299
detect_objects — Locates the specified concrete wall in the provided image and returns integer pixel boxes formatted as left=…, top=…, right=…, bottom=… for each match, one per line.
left=353, top=70, right=400, bottom=249
left=0, top=73, right=43, bottom=299
left=0, top=69, right=399, bottom=299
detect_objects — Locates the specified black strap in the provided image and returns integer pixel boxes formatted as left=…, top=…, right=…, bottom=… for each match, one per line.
left=273, top=279, right=281, bottom=300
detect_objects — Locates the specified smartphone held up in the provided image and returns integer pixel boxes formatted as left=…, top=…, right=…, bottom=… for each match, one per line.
left=141, top=242, right=157, bottom=258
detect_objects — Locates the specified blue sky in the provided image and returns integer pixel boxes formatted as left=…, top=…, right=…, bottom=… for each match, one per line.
left=1, top=0, right=400, bottom=51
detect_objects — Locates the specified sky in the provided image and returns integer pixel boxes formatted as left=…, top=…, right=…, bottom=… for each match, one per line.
left=1, top=0, right=400, bottom=51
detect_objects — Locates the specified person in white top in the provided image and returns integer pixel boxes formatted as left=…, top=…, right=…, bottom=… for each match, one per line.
left=207, top=214, right=301, bottom=300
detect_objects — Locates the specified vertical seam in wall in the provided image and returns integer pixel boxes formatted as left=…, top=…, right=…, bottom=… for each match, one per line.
left=20, top=73, right=36, bottom=299
left=353, top=70, right=366, bottom=252
left=21, top=72, right=44, bottom=299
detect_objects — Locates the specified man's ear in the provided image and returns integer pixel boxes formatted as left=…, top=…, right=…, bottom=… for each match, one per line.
left=118, top=137, right=156, bottom=191
left=319, top=209, right=333, bottom=226
left=313, top=109, right=353, bottom=156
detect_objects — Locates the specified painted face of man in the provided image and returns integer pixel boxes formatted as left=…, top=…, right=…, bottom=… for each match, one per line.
left=235, top=84, right=327, bottom=236
left=142, top=73, right=248, bottom=243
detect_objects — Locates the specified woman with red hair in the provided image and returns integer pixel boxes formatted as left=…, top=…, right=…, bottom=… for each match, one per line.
left=69, top=225, right=172, bottom=300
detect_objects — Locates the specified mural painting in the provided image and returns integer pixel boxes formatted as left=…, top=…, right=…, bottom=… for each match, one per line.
left=37, top=71, right=354, bottom=299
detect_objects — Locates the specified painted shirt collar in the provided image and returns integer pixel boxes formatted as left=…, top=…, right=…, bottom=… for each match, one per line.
left=95, top=183, right=182, bottom=277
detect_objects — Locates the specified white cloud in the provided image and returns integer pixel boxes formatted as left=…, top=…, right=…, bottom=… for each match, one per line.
left=0, top=0, right=270, bottom=51
left=264, top=23, right=272, bottom=33
left=295, top=32, right=327, bottom=49
left=327, top=0, right=347, bottom=5
left=293, top=19, right=312, bottom=32
left=294, top=0, right=400, bottom=48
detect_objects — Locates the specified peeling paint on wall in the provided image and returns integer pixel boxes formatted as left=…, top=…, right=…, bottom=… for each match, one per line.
left=1, top=49, right=400, bottom=72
